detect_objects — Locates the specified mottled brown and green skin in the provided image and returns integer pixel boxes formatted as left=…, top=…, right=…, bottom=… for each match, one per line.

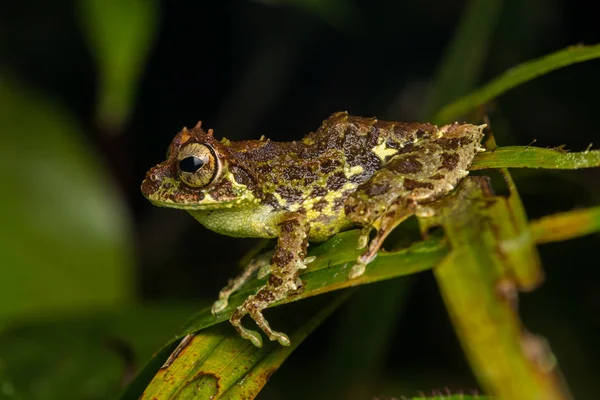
left=142, top=111, right=485, bottom=347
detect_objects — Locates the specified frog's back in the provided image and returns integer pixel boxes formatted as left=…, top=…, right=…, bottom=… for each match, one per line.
left=222, top=112, right=481, bottom=241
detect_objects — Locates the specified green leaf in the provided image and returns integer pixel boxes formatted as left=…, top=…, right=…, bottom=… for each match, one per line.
left=138, top=294, right=349, bottom=399
left=121, top=231, right=448, bottom=399
left=530, top=205, right=600, bottom=244
left=471, top=146, right=600, bottom=170
left=0, top=75, right=133, bottom=320
left=0, top=305, right=198, bottom=400
left=423, top=0, right=502, bottom=119
left=78, top=0, right=159, bottom=130
left=433, top=44, right=600, bottom=124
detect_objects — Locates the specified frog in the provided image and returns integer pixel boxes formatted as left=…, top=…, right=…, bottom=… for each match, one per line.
left=141, top=111, right=485, bottom=347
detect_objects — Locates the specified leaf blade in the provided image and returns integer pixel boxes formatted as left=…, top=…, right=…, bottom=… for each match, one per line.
left=471, top=146, right=600, bottom=170
left=139, top=294, right=349, bottom=399
left=433, top=44, right=600, bottom=124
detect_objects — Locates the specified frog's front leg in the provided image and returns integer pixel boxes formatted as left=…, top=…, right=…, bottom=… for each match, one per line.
left=230, top=213, right=309, bottom=347
left=211, top=252, right=271, bottom=315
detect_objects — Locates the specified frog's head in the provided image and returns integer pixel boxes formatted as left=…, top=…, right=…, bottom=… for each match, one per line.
left=141, top=123, right=259, bottom=210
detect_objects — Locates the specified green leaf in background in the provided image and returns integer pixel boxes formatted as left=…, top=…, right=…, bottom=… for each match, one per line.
left=0, top=304, right=199, bottom=400
left=78, top=0, right=159, bottom=131
left=433, top=44, right=600, bottom=124
left=254, top=0, right=358, bottom=29
left=530, top=205, right=600, bottom=244
left=422, top=0, right=502, bottom=119
left=0, top=76, right=133, bottom=320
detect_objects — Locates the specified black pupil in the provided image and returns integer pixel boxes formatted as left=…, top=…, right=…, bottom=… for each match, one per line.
left=179, top=156, right=205, bottom=173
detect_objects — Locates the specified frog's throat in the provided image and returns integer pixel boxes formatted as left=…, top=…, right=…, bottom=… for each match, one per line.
left=188, top=205, right=280, bottom=238
left=147, top=197, right=253, bottom=211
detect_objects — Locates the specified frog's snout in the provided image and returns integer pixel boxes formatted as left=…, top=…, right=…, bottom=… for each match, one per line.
left=141, top=162, right=174, bottom=199
left=141, top=175, right=158, bottom=198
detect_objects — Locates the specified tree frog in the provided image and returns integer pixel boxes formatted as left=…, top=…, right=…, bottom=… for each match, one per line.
left=141, top=112, right=485, bottom=347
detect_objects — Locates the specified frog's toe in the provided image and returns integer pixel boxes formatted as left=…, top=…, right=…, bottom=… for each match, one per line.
left=348, top=262, right=366, bottom=279
left=257, top=264, right=272, bottom=279
left=356, top=233, right=370, bottom=250
left=244, top=329, right=264, bottom=348
left=271, top=331, right=291, bottom=346
left=211, top=299, right=228, bottom=315
left=303, top=256, right=316, bottom=265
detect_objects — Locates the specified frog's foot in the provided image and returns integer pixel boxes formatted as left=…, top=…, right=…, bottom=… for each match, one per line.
left=348, top=201, right=415, bottom=280
left=212, top=254, right=269, bottom=315
left=356, top=226, right=372, bottom=250
left=230, top=291, right=291, bottom=347
left=258, top=255, right=314, bottom=280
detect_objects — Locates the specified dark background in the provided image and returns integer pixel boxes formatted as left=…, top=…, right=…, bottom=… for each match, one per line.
left=0, top=0, right=599, bottom=399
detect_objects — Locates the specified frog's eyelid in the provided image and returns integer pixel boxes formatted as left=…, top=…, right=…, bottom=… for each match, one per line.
left=205, top=143, right=222, bottom=184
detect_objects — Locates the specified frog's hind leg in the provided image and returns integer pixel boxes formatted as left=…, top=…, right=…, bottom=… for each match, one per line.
left=211, top=252, right=271, bottom=315
left=348, top=198, right=416, bottom=279
left=230, top=213, right=309, bottom=347
left=345, top=154, right=439, bottom=279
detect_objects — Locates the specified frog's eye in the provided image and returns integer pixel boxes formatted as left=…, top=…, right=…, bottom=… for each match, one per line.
left=177, top=143, right=221, bottom=188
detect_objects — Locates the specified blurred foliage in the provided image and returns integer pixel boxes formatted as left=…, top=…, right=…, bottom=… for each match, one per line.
left=0, top=0, right=599, bottom=399
left=0, top=77, right=133, bottom=320
left=0, top=304, right=199, bottom=400
left=433, top=44, right=600, bottom=124
left=79, top=0, right=159, bottom=131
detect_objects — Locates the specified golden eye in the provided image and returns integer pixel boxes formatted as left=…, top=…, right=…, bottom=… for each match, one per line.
left=177, top=143, right=221, bottom=188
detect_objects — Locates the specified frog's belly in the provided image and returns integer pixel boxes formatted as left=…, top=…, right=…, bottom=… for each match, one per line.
left=306, top=212, right=355, bottom=242
left=188, top=205, right=280, bottom=239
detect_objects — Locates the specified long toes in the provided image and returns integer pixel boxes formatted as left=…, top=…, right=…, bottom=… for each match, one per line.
left=356, top=233, right=370, bottom=250
left=271, top=331, right=291, bottom=346
left=348, top=263, right=366, bottom=279
left=211, top=299, right=228, bottom=315
left=245, top=330, right=264, bottom=348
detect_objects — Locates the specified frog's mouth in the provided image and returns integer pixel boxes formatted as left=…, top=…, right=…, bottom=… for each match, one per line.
left=141, top=177, right=246, bottom=210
